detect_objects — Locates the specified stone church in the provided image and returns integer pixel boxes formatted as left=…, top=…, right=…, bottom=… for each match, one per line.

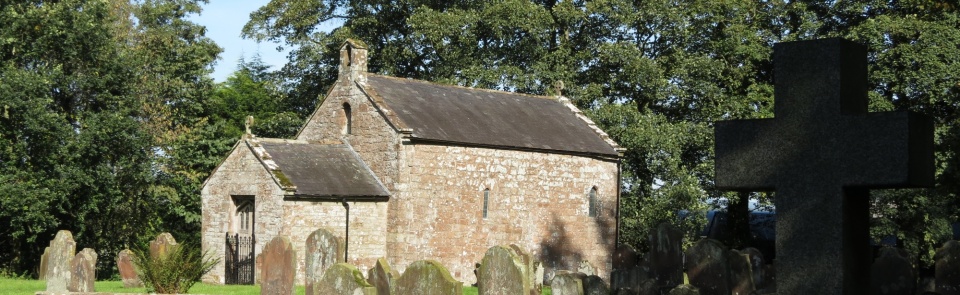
left=201, top=40, right=622, bottom=285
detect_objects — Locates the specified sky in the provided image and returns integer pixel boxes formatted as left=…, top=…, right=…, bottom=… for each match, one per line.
left=188, top=0, right=291, bottom=82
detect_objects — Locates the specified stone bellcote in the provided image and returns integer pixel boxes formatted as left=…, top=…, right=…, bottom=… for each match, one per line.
left=339, top=39, right=368, bottom=84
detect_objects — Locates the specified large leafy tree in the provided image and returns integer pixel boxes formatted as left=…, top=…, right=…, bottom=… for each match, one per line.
left=0, top=0, right=220, bottom=277
left=243, top=0, right=960, bottom=261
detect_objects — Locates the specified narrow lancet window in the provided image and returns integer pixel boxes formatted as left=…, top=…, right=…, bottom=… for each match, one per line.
left=483, top=189, right=490, bottom=218
left=588, top=187, right=598, bottom=217
left=342, top=103, right=352, bottom=135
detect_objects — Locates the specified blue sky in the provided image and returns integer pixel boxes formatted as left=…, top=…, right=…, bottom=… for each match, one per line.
left=189, top=0, right=291, bottom=82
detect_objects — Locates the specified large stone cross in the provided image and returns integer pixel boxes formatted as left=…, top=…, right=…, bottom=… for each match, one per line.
left=714, top=38, right=934, bottom=294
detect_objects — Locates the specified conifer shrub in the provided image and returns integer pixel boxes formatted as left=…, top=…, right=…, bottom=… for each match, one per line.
left=133, top=243, right=219, bottom=294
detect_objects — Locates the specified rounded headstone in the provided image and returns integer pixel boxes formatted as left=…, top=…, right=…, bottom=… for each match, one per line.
left=871, top=247, right=916, bottom=295
left=393, top=260, right=463, bottom=295
left=68, top=250, right=95, bottom=292
left=117, top=249, right=143, bottom=288
left=262, top=236, right=297, bottom=295
left=45, top=230, right=76, bottom=292
left=305, top=228, right=344, bottom=295
left=316, top=263, right=376, bottom=295
left=684, top=239, right=731, bottom=295
left=478, top=245, right=530, bottom=295
left=149, top=233, right=178, bottom=259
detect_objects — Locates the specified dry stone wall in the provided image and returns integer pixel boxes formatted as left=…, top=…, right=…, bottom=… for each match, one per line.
left=392, top=144, right=619, bottom=283
left=201, top=142, right=286, bottom=284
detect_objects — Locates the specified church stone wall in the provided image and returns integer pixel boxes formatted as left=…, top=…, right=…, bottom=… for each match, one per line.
left=280, top=200, right=388, bottom=285
left=297, top=81, right=401, bottom=192
left=201, top=142, right=286, bottom=284
left=389, top=143, right=619, bottom=284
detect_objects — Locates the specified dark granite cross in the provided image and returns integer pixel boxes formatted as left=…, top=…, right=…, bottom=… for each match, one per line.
left=714, top=38, right=934, bottom=294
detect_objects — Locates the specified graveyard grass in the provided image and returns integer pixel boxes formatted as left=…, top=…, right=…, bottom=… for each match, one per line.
left=0, top=278, right=553, bottom=294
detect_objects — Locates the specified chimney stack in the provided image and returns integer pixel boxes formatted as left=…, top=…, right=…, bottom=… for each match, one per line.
left=339, top=39, right=368, bottom=84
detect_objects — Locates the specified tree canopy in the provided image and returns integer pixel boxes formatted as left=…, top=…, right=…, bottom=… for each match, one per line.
left=244, top=0, right=960, bottom=263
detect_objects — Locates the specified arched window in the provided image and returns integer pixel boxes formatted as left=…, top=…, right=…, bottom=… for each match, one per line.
left=342, top=103, right=352, bottom=135
left=588, top=187, right=598, bottom=217
left=233, top=197, right=255, bottom=235
left=483, top=188, right=490, bottom=218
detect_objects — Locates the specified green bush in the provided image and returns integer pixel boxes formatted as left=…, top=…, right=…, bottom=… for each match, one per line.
left=132, top=243, right=219, bottom=294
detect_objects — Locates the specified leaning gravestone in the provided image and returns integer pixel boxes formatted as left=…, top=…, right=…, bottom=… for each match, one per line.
left=45, top=230, right=76, bottom=292
left=117, top=249, right=142, bottom=287
left=551, top=271, right=584, bottom=295
left=305, top=228, right=345, bottom=295
left=684, top=239, right=730, bottom=295
left=478, top=245, right=534, bottom=295
left=368, top=258, right=399, bottom=295
left=650, top=222, right=684, bottom=289
left=727, top=250, right=754, bottom=295
left=68, top=250, right=95, bottom=292
left=393, top=260, right=463, bottom=295
left=936, top=240, right=960, bottom=295
left=871, top=247, right=915, bottom=295
left=149, top=232, right=178, bottom=259
left=714, top=38, right=935, bottom=294
left=262, top=236, right=297, bottom=295
left=315, top=263, right=377, bottom=295
left=613, top=244, right=639, bottom=270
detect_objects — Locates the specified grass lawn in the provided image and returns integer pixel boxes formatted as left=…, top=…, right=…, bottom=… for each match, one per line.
left=0, top=278, right=551, bottom=294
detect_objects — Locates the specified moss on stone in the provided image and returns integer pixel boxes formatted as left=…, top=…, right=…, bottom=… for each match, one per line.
left=272, top=170, right=294, bottom=188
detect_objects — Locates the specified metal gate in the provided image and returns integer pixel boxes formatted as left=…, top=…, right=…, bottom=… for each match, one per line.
left=225, top=233, right=255, bottom=284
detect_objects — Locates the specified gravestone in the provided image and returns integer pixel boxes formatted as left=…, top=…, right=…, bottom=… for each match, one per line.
left=393, top=260, right=463, bottom=295
left=578, top=260, right=597, bottom=276
left=669, top=284, right=701, bottom=295
left=741, top=247, right=765, bottom=289
left=650, top=222, right=684, bottom=289
left=871, top=247, right=915, bottom=295
left=684, top=239, right=730, bottom=295
left=68, top=250, right=95, bottom=292
left=727, top=250, right=754, bottom=295
left=508, top=244, right=540, bottom=294
left=368, top=258, right=399, bottom=295
left=79, top=248, right=97, bottom=268
left=936, top=240, right=960, bottom=295
left=149, top=232, right=178, bottom=259
left=582, top=275, right=609, bottom=295
left=261, top=236, right=297, bottom=295
left=117, top=249, right=142, bottom=287
left=714, top=38, right=935, bottom=294
left=478, top=245, right=534, bottom=295
left=551, top=271, right=584, bottom=295
left=45, top=230, right=76, bottom=292
left=305, top=228, right=345, bottom=295
left=39, top=247, right=49, bottom=280
left=613, top=244, right=639, bottom=270
left=315, top=263, right=377, bottom=295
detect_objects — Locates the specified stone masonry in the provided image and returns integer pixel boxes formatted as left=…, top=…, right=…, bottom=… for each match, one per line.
left=201, top=39, right=621, bottom=285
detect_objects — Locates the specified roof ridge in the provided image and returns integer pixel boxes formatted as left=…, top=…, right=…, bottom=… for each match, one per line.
left=367, top=74, right=560, bottom=101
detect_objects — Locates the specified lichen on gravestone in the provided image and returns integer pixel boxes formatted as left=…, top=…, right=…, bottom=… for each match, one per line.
left=683, top=239, right=731, bottom=295
left=478, top=245, right=531, bottom=295
left=368, top=257, right=399, bottom=295
left=550, top=271, right=585, bottom=295
left=393, top=260, right=463, bottom=295
left=68, top=250, right=95, bottom=292
left=45, top=230, right=76, bottom=292
left=149, top=232, right=178, bottom=259
left=316, top=263, right=376, bottom=295
left=305, top=228, right=345, bottom=295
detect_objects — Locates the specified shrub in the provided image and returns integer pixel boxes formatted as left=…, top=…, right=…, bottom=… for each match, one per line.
left=132, top=243, right=219, bottom=294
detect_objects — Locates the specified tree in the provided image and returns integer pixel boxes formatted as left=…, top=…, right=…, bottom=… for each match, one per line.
left=241, top=0, right=960, bottom=262
left=0, top=0, right=220, bottom=277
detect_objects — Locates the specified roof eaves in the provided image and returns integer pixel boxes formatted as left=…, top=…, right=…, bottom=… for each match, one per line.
left=556, top=96, right=624, bottom=156
left=407, top=137, right=621, bottom=160
left=245, top=137, right=298, bottom=192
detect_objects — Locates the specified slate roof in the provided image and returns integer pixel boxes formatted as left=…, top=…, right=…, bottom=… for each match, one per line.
left=258, top=142, right=388, bottom=198
left=365, top=75, right=620, bottom=156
